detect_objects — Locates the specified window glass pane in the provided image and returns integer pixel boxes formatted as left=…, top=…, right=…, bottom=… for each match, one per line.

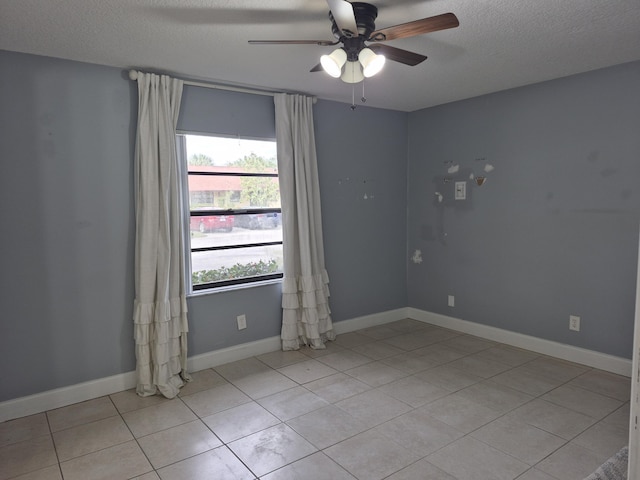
left=191, top=245, right=283, bottom=287
left=187, top=174, right=280, bottom=209
left=186, top=135, right=278, bottom=173
left=190, top=214, right=282, bottom=248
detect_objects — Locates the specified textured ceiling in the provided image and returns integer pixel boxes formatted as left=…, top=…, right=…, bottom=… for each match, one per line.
left=1, top=0, right=640, bottom=111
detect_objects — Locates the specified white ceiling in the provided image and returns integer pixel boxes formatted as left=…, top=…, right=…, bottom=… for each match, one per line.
left=2, top=0, right=640, bottom=112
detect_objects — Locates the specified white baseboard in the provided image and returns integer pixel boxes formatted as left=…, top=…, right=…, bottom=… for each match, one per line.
left=408, top=308, right=632, bottom=377
left=3, top=307, right=628, bottom=422
left=0, top=308, right=408, bottom=423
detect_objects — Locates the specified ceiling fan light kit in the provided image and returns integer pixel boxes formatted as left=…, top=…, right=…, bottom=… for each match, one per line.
left=321, top=48, right=347, bottom=77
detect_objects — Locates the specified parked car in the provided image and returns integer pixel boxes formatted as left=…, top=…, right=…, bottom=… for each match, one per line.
left=190, top=214, right=234, bottom=233
left=235, top=212, right=281, bottom=230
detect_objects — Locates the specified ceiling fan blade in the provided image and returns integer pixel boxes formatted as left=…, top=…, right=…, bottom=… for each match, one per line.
left=249, top=39, right=337, bottom=46
left=326, top=0, right=358, bottom=37
left=369, top=12, right=459, bottom=42
left=310, top=63, right=323, bottom=72
left=369, top=44, right=427, bottom=66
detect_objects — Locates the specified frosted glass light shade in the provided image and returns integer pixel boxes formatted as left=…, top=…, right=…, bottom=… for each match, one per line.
left=359, top=48, right=385, bottom=77
left=320, top=49, right=347, bottom=78
left=340, top=61, right=364, bottom=83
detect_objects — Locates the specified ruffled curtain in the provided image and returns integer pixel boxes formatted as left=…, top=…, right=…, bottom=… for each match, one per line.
left=132, top=71, right=190, bottom=397
left=274, top=94, right=335, bottom=350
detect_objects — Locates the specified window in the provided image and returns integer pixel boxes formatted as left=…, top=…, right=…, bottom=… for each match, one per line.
left=177, top=133, right=283, bottom=291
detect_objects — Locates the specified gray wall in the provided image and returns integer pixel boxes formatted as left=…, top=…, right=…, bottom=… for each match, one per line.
left=407, top=61, right=640, bottom=359
left=0, top=50, right=408, bottom=402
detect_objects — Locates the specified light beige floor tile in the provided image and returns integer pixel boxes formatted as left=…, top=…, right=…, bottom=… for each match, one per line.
left=377, top=375, right=450, bottom=408
left=602, top=402, right=631, bottom=430
left=446, top=353, right=512, bottom=378
left=215, top=357, right=271, bottom=381
left=455, top=380, right=534, bottom=414
left=470, top=417, right=566, bottom=465
left=504, top=399, right=597, bottom=440
left=46, top=396, right=117, bottom=432
left=572, top=420, right=629, bottom=458
left=385, top=319, right=430, bottom=333
left=519, top=356, right=589, bottom=383
left=512, top=468, right=557, bottom=480
left=414, top=364, right=482, bottom=392
left=8, top=465, right=62, bottom=480
left=351, top=341, right=405, bottom=360
left=475, top=344, right=539, bottom=366
left=386, top=458, right=457, bottom=480
left=0, top=434, right=57, bottom=480
left=303, top=373, right=371, bottom=403
left=418, top=394, right=502, bottom=433
left=415, top=327, right=462, bottom=344
left=357, top=325, right=403, bottom=340
left=261, top=452, right=356, bottom=480
left=299, top=341, right=346, bottom=358
left=569, top=369, right=631, bottom=401
left=286, top=404, right=368, bottom=449
left=382, top=332, right=435, bottom=351
left=335, top=389, right=412, bottom=427
left=122, top=398, right=197, bottom=438
left=256, top=350, right=309, bottom=369
left=110, top=389, right=169, bottom=414
left=440, top=334, right=497, bottom=353
left=411, top=343, right=468, bottom=364
left=380, top=352, right=438, bottom=374
left=231, top=368, right=299, bottom=399
left=59, top=440, right=152, bottom=480
left=277, top=359, right=338, bottom=384
left=316, top=350, right=371, bottom=371
left=344, top=361, right=407, bottom=387
left=332, top=332, right=375, bottom=348
left=374, top=409, right=463, bottom=456
left=257, top=386, right=329, bottom=421
left=53, top=415, right=133, bottom=461
left=536, top=442, right=609, bottom=480
left=228, top=423, right=317, bottom=477
left=131, top=472, right=161, bottom=480
left=490, top=366, right=563, bottom=396
left=202, top=401, right=280, bottom=443
left=177, top=368, right=228, bottom=397
left=156, top=446, right=254, bottom=480
left=181, top=382, right=251, bottom=417
left=0, top=413, right=49, bottom=448
left=137, top=420, right=222, bottom=469
left=428, top=436, right=528, bottom=480
left=324, top=429, right=421, bottom=480
left=541, top=384, right=623, bottom=419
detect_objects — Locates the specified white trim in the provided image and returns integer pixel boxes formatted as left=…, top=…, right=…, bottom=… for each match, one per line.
left=408, top=308, right=632, bottom=377
left=628, top=222, right=640, bottom=478
left=3, top=306, right=629, bottom=422
left=333, top=308, right=410, bottom=334
left=0, top=372, right=137, bottom=423
left=0, top=308, right=408, bottom=422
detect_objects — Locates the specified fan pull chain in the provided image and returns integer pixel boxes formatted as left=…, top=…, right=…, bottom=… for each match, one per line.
left=351, top=84, right=356, bottom=110
left=361, top=79, right=367, bottom=104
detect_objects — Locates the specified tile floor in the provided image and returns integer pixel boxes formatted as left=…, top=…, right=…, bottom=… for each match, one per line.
left=0, top=319, right=631, bottom=480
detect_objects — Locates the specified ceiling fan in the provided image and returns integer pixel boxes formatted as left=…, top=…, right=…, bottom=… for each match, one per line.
left=249, top=0, right=459, bottom=83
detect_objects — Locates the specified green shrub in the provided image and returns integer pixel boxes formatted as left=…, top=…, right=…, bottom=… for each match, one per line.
left=192, top=259, right=278, bottom=284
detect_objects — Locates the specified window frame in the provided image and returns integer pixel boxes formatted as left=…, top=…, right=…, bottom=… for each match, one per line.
left=176, top=132, right=284, bottom=293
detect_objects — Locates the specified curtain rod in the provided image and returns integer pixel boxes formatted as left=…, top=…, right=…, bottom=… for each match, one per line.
left=128, top=70, right=316, bottom=103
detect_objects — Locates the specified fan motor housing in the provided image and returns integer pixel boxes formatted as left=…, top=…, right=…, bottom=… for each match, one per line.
left=329, top=2, right=378, bottom=40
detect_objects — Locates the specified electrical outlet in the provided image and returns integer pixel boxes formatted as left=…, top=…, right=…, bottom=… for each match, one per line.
left=448, top=295, right=455, bottom=307
left=569, top=315, right=580, bottom=332
left=237, top=314, right=247, bottom=330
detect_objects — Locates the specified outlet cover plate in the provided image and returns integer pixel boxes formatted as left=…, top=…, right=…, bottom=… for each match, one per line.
left=237, top=314, right=247, bottom=330
left=569, top=315, right=580, bottom=332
